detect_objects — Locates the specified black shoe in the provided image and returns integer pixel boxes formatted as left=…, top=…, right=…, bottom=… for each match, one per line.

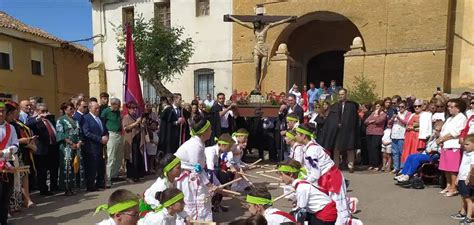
left=86, top=188, right=98, bottom=192
left=40, top=191, right=54, bottom=196
left=111, top=177, right=125, bottom=182
left=65, top=191, right=72, bottom=196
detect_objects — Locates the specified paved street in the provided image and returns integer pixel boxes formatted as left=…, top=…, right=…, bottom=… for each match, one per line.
left=9, top=168, right=460, bottom=225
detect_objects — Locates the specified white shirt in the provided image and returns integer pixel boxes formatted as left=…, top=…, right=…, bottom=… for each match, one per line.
left=140, top=208, right=176, bottom=225
left=174, top=136, right=209, bottom=183
left=220, top=109, right=234, bottom=129
left=0, top=122, right=18, bottom=153
left=466, top=109, right=474, bottom=119
left=418, top=112, right=433, bottom=139
left=288, top=88, right=301, bottom=103
left=458, top=151, right=474, bottom=181
left=204, top=99, right=214, bottom=108
left=292, top=179, right=331, bottom=213
left=432, top=112, right=446, bottom=122
left=440, top=113, right=467, bottom=149
left=144, top=177, right=173, bottom=209
left=381, top=128, right=392, bottom=146
left=391, top=111, right=409, bottom=140
left=225, top=139, right=247, bottom=169
left=205, top=145, right=219, bottom=171
left=263, top=207, right=294, bottom=225
left=290, top=143, right=305, bottom=164
left=303, top=142, right=334, bottom=183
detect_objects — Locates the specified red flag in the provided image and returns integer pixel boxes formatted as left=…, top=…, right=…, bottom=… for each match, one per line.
left=123, top=24, right=145, bottom=116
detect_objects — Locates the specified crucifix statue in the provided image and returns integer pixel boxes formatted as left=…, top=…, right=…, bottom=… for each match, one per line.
left=224, top=5, right=296, bottom=93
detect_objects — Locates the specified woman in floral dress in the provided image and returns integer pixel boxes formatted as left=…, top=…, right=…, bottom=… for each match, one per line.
left=56, top=102, right=82, bottom=196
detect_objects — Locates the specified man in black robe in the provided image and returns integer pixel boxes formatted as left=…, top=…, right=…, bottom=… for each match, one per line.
left=158, top=95, right=183, bottom=154
left=319, top=88, right=360, bottom=173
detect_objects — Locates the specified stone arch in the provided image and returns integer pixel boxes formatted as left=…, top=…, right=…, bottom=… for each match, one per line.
left=271, top=11, right=365, bottom=87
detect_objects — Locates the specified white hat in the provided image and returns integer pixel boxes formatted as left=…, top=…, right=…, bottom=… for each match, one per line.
left=414, top=99, right=423, bottom=106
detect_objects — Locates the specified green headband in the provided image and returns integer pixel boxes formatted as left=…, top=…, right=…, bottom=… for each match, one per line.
left=0, top=102, right=4, bottom=109
left=278, top=165, right=300, bottom=173
left=95, top=200, right=139, bottom=215
left=295, top=127, right=315, bottom=139
left=156, top=192, right=184, bottom=212
left=218, top=140, right=230, bottom=145
left=191, top=120, right=211, bottom=136
left=286, top=116, right=298, bottom=122
left=164, top=157, right=180, bottom=176
left=285, top=132, right=296, bottom=140
left=246, top=195, right=273, bottom=205
left=232, top=132, right=249, bottom=137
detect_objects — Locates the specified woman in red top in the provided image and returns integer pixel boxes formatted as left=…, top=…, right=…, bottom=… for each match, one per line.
left=400, top=100, right=427, bottom=164
left=365, top=100, right=387, bottom=171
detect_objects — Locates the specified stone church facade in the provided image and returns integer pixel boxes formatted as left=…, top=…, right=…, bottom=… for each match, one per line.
left=231, top=0, right=473, bottom=99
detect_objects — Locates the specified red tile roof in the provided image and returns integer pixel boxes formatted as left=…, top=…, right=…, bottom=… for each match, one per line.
left=0, top=11, right=92, bottom=54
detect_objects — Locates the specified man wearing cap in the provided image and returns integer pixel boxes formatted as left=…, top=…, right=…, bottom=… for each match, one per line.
left=0, top=101, right=19, bottom=225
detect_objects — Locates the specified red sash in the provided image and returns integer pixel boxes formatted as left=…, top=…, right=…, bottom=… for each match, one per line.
left=314, top=201, right=337, bottom=222
left=0, top=124, right=11, bottom=150
left=317, top=165, right=343, bottom=194
left=272, top=211, right=296, bottom=223
left=176, top=170, right=190, bottom=182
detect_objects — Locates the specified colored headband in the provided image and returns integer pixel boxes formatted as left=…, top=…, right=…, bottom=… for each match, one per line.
left=295, top=127, right=315, bottom=139
left=163, top=157, right=180, bottom=176
left=246, top=195, right=273, bottom=205
left=156, top=192, right=184, bottom=212
left=286, top=116, right=298, bottom=122
left=0, top=102, right=4, bottom=109
left=278, top=165, right=300, bottom=173
left=285, top=132, right=296, bottom=140
left=218, top=140, right=230, bottom=145
left=95, top=200, right=139, bottom=215
left=232, top=132, right=249, bottom=137
left=190, top=120, right=211, bottom=136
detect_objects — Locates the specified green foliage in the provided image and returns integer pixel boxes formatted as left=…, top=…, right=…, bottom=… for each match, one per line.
left=347, top=75, right=378, bottom=104
left=114, top=15, right=194, bottom=96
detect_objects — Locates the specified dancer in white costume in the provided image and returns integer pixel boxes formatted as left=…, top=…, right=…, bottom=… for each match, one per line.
left=174, top=119, right=216, bottom=224
left=295, top=124, right=358, bottom=225
left=140, top=188, right=186, bottom=225
left=226, top=129, right=251, bottom=192
left=95, top=189, right=140, bottom=225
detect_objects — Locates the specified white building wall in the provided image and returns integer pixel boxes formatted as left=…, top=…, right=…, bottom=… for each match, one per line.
left=91, top=0, right=233, bottom=102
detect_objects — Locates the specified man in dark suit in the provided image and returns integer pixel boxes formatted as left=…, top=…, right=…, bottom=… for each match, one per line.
left=286, top=93, right=304, bottom=123
left=81, top=101, right=108, bottom=192
left=26, top=103, right=59, bottom=195
left=73, top=99, right=88, bottom=123
left=319, top=88, right=360, bottom=173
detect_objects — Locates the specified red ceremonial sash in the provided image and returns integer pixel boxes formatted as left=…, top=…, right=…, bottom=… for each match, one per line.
left=0, top=124, right=11, bottom=150
left=314, top=201, right=337, bottom=222
left=317, top=165, right=343, bottom=194
left=272, top=211, right=296, bottom=223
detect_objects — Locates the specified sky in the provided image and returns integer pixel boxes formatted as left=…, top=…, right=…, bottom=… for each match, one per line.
left=1, top=0, right=93, bottom=49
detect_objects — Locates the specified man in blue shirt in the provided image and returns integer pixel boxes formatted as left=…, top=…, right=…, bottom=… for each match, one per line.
left=306, top=82, right=318, bottom=113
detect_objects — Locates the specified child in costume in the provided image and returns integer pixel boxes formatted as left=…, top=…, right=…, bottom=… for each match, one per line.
left=286, top=130, right=305, bottom=164
left=143, top=154, right=184, bottom=216
left=246, top=184, right=296, bottom=225
left=205, top=133, right=235, bottom=212
left=277, top=159, right=336, bottom=225
left=95, top=189, right=140, bottom=225
left=140, top=188, right=186, bottom=225
left=226, top=128, right=251, bottom=192
left=295, top=124, right=352, bottom=225
left=174, top=119, right=217, bottom=224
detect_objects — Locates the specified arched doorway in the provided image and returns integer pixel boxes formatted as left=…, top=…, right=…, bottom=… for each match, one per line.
left=272, top=11, right=364, bottom=89
left=307, top=50, right=345, bottom=87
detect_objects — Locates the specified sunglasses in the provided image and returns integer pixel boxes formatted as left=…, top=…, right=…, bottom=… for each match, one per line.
left=399, top=105, right=406, bottom=108
left=436, top=105, right=444, bottom=108
left=471, top=102, right=474, bottom=105
left=40, top=110, right=49, bottom=113
left=414, top=105, right=422, bottom=108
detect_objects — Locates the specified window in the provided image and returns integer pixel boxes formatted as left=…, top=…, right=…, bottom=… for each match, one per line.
left=122, top=7, right=134, bottom=26
left=0, top=41, right=12, bottom=70
left=154, top=2, right=171, bottom=27
left=196, top=0, right=210, bottom=17
left=143, top=79, right=158, bottom=103
left=194, top=69, right=214, bottom=100
left=30, top=48, right=43, bottom=75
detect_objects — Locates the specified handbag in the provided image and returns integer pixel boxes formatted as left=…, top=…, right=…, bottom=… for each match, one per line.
left=73, top=155, right=80, bottom=174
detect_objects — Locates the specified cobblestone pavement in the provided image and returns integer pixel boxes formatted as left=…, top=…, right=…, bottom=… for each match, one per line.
left=9, top=167, right=459, bottom=225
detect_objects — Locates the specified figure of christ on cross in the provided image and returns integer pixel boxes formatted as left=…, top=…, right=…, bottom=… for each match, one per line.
left=225, top=14, right=296, bottom=92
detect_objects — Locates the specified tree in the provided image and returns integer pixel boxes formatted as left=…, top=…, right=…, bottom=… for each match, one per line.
left=115, top=15, right=194, bottom=97
left=347, top=75, right=378, bottom=104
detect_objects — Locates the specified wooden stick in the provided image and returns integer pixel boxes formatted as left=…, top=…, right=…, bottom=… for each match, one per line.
left=273, top=191, right=295, bottom=202
left=248, top=158, right=262, bottom=167
left=218, top=177, right=243, bottom=189
left=221, top=189, right=241, bottom=196
left=256, top=169, right=278, bottom=174
left=259, top=173, right=281, bottom=181
left=268, top=182, right=286, bottom=186
left=236, top=172, right=258, bottom=179
left=240, top=173, right=254, bottom=186
left=190, top=220, right=216, bottom=225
